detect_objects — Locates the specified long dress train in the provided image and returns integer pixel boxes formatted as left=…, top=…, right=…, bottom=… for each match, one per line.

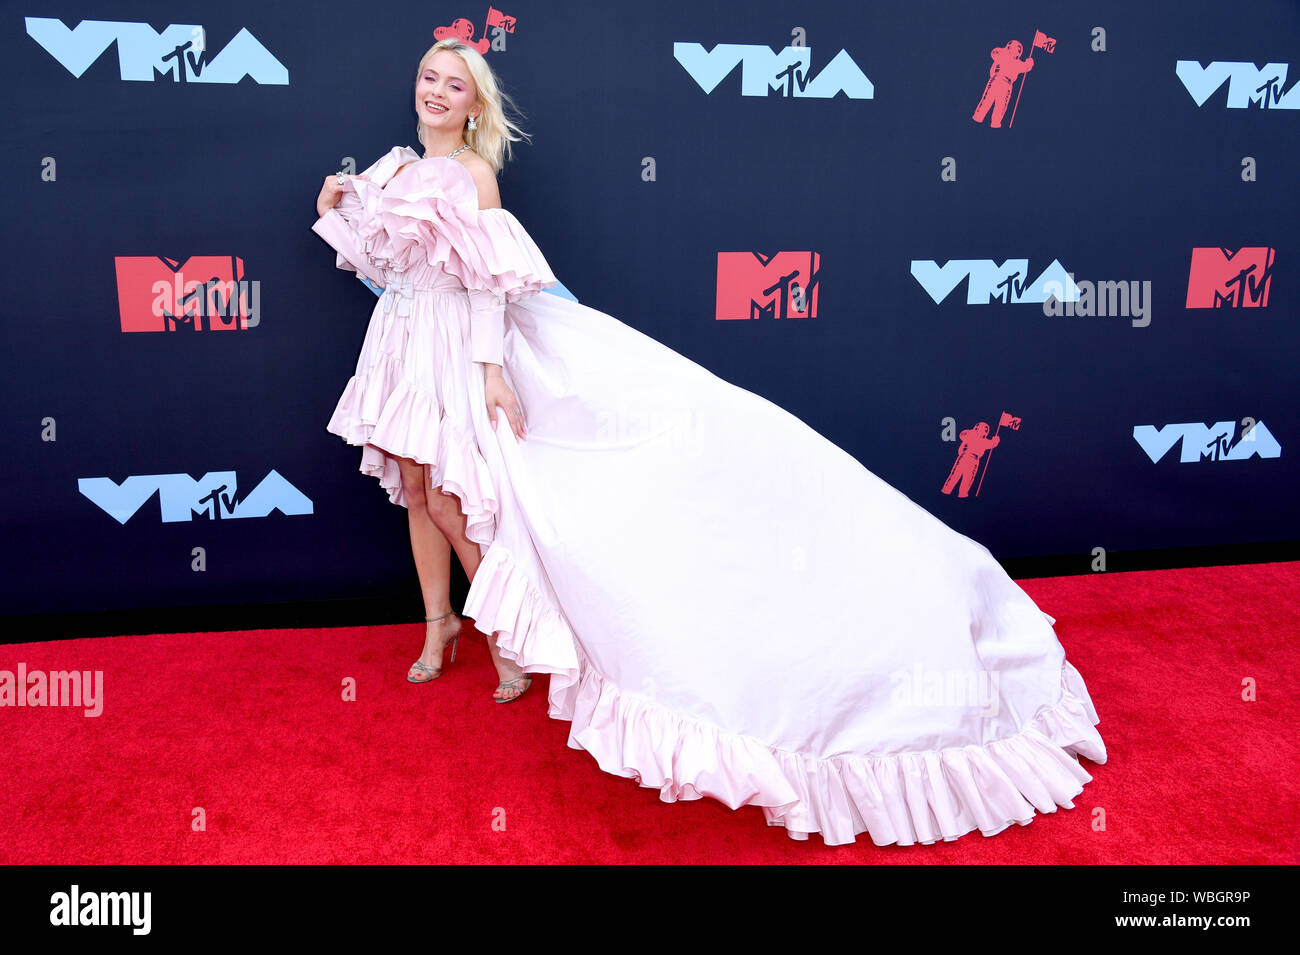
left=312, top=145, right=1107, bottom=846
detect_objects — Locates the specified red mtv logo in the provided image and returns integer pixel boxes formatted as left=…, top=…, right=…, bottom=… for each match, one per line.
left=115, top=256, right=254, bottom=332
left=1186, top=247, right=1275, bottom=308
left=716, top=251, right=819, bottom=320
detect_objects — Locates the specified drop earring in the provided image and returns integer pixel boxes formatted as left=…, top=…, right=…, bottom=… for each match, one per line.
left=467, top=113, right=478, bottom=131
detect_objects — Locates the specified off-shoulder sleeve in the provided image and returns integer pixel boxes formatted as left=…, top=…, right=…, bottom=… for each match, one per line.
left=313, top=154, right=558, bottom=365
left=312, top=207, right=386, bottom=286
left=461, top=208, right=558, bottom=301
left=310, top=147, right=410, bottom=287
left=460, top=208, right=558, bottom=366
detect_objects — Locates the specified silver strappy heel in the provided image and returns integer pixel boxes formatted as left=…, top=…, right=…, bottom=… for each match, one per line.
left=494, top=675, right=533, bottom=704
left=407, top=610, right=460, bottom=683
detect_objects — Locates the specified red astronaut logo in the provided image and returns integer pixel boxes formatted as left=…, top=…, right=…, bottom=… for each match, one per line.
left=1186, top=247, right=1275, bottom=308
left=716, top=251, right=820, bottom=320
left=942, top=412, right=1022, bottom=497
left=434, top=7, right=516, bottom=54
left=972, top=30, right=1056, bottom=128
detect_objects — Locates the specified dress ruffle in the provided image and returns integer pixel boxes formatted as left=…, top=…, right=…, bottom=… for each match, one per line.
left=458, top=499, right=1105, bottom=847
left=460, top=208, right=558, bottom=301
left=343, top=152, right=557, bottom=301
left=560, top=656, right=1104, bottom=846
left=462, top=541, right=581, bottom=710
left=328, top=351, right=499, bottom=550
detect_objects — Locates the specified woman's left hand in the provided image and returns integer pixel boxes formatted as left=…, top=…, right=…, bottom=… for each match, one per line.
left=485, top=374, right=527, bottom=441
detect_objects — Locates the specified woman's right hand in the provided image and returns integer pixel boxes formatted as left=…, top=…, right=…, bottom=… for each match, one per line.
left=316, top=174, right=367, bottom=218
left=484, top=372, right=527, bottom=442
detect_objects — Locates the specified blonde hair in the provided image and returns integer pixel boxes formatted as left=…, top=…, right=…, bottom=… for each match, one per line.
left=414, top=38, right=531, bottom=174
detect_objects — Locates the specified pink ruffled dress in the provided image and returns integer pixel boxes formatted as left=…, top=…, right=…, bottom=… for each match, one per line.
left=313, top=145, right=1108, bottom=847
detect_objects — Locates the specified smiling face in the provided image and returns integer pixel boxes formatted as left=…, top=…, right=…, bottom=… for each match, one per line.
left=415, top=50, right=480, bottom=140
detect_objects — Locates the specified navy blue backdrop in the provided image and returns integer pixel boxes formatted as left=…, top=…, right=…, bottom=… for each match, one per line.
left=2, top=0, right=1296, bottom=619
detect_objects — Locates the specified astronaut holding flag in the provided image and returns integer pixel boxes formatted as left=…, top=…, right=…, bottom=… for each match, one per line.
left=941, top=412, right=1022, bottom=498
left=972, top=30, right=1056, bottom=128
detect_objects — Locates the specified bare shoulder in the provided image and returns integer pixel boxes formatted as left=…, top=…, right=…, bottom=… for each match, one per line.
left=462, top=152, right=502, bottom=211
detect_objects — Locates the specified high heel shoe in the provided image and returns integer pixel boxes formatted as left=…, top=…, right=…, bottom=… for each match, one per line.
left=407, top=610, right=460, bottom=684
left=493, top=675, right=532, bottom=704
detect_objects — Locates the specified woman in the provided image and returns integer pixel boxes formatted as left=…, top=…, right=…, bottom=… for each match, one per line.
left=313, top=37, right=1107, bottom=845
left=316, top=39, right=536, bottom=702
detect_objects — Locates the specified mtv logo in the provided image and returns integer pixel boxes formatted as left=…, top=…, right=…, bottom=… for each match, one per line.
left=485, top=7, right=516, bottom=32
left=1186, top=247, right=1274, bottom=308
left=78, top=470, right=312, bottom=523
left=115, top=256, right=257, bottom=331
left=716, top=251, right=820, bottom=320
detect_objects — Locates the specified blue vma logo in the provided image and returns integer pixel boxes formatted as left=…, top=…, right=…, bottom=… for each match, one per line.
left=911, top=259, right=1078, bottom=305
left=1176, top=61, right=1299, bottom=109
left=78, top=471, right=313, bottom=524
left=26, top=17, right=288, bottom=84
left=1133, top=420, right=1281, bottom=463
left=674, top=42, right=872, bottom=98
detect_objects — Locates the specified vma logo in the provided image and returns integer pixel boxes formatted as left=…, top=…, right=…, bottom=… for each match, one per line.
left=79, top=471, right=313, bottom=524
left=911, top=259, right=1078, bottom=305
left=1186, top=247, right=1275, bottom=308
left=116, top=256, right=260, bottom=332
left=674, top=43, right=872, bottom=98
left=1176, top=61, right=1299, bottom=109
left=716, top=251, right=819, bottom=320
left=25, top=17, right=288, bottom=84
left=1134, top=420, right=1281, bottom=463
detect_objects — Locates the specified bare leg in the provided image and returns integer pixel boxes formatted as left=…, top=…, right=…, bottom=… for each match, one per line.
left=396, top=456, right=462, bottom=680
left=424, top=480, right=530, bottom=701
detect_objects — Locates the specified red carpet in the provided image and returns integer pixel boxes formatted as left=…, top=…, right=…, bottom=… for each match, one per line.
left=3, top=561, right=1298, bottom=864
